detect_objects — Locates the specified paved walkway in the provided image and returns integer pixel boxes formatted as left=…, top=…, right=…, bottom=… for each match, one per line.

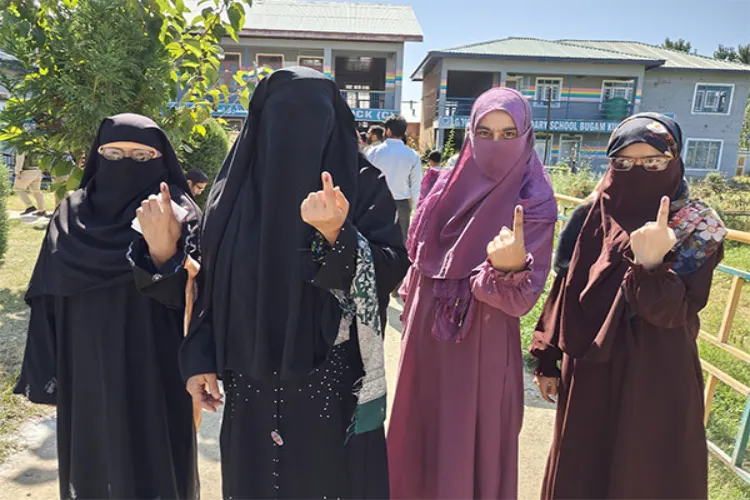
left=0, top=300, right=555, bottom=500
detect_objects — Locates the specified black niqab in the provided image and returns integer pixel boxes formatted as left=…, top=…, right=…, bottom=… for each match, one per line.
left=27, top=113, right=194, bottom=299
left=195, top=67, right=362, bottom=381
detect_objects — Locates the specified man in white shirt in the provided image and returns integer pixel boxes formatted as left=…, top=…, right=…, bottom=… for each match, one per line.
left=366, top=115, right=422, bottom=247
left=365, top=125, right=384, bottom=154
left=14, top=150, right=47, bottom=217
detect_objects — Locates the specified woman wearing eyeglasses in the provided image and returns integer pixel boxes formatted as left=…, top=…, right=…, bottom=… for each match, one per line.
left=15, top=114, right=200, bottom=499
left=388, top=88, right=558, bottom=499
left=531, top=113, right=726, bottom=499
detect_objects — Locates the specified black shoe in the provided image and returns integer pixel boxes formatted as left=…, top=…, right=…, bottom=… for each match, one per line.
left=33, top=210, right=47, bottom=217
left=21, top=206, right=37, bottom=215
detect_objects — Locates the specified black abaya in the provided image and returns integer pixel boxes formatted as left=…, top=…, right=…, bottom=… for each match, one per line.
left=180, top=68, right=409, bottom=499
left=14, top=114, right=200, bottom=499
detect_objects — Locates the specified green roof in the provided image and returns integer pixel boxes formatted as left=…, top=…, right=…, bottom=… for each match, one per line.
left=239, top=0, right=423, bottom=42
left=412, top=37, right=750, bottom=80
left=412, top=37, right=663, bottom=80
left=559, top=40, right=750, bottom=73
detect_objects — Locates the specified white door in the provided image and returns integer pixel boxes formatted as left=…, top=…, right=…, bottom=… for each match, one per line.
left=559, top=135, right=583, bottom=166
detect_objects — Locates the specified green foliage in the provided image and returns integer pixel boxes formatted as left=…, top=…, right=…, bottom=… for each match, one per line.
left=0, top=0, right=252, bottom=193
left=178, top=118, right=229, bottom=205
left=690, top=174, right=750, bottom=232
left=715, top=44, right=750, bottom=65
left=547, top=166, right=601, bottom=199
left=663, top=38, right=693, bottom=53
left=0, top=168, right=10, bottom=263
left=441, top=128, right=457, bottom=164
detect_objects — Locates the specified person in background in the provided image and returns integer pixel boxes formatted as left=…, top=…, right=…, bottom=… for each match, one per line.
left=531, top=113, right=724, bottom=499
left=387, top=88, right=557, bottom=499
left=427, top=151, right=443, bottom=170
left=180, top=67, right=409, bottom=499
left=367, top=125, right=385, bottom=150
left=14, top=149, right=47, bottom=217
left=186, top=169, right=209, bottom=197
left=367, top=115, right=422, bottom=247
left=14, top=113, right=200, bottom=499
left=358, top=131, right=368, bottom=151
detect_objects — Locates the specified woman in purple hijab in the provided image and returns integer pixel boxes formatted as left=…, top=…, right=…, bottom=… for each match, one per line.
left=388, top=88, right=557, bottom=499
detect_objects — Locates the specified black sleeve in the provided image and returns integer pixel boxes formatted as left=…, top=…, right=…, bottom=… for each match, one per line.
left=127, top=193, right=201, bottom=309
left=13, top=295, right=58, bottom=405
left=179, top=306, right=217, bottom=381
left=305, top=162, right=410, bottom=330
left=554, top=202, right=592, bottom=275
left=128, top=235, right=190, bottom=310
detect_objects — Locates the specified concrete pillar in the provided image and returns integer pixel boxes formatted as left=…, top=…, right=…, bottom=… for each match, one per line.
left=323, top=48, right=333, bottom=80
left=394, top=48, right=404, bottom=109
left=633, top=74, right=644, bottom=114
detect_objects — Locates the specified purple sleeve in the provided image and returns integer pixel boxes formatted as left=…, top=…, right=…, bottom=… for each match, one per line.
left=469, top=219, right=555, bottom=318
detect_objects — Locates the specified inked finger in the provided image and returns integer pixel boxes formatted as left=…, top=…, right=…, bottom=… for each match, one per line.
left=656, top=196, right=670, bottom=227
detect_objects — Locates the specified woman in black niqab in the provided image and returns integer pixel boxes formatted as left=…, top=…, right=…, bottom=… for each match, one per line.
left=181, top=67, right=409, bottom=499
left=15, top=113, right=200, bottom=499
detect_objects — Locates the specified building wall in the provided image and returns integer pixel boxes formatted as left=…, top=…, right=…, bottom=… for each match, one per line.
left=640, top=70, right=750, bottom=177
left=220, top=37, right=406, bottom=122
left=420, top=62, right=440, bottom=147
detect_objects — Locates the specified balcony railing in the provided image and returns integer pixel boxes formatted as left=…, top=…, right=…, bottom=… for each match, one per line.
left=440, top=97, right=635, bottom=123
left=340, top=90, right=395, bottom=111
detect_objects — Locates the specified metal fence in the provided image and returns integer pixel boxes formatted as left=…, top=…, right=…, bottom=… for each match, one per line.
left=555, top=193, right=750, bottom=484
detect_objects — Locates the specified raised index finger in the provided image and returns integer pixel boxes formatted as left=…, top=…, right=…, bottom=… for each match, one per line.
left=656, top=196, right=670, bottom=227
left=321, top=171, right=335, bottom=201
left=160, top=182, right=174, bottom=215
left=512, top=205, right=524, bottom=242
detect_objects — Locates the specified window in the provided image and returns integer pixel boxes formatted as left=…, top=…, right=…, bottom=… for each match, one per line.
left=256, top=54, right=284, bottom=71
left=534, top=134, right=552, bottom=164
left=685, top=139, right=723, bottom=170
left=534, top=78, right=563, bottom=107
left=692, top=84, right=733, bottom=115
left=298, top=56, right=324, bottom=72
left=220, top=53, right=241, bottom=90
left=601, top=80, right=634, bottom=102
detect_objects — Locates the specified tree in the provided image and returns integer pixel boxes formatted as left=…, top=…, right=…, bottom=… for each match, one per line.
left=663, top=38, right=693, bottom=53
left=715, top=44, right=739, bottom=61
left=737, top=44, right=750, bottom=65
left=0, top=0, right=252, bottom=191
left=714, top=44, right=750, bottom=64
left=179, top=118, right=229, bottom=206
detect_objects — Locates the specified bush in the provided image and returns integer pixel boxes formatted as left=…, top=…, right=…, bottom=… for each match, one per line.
left=690, top=175, right=750, bottom=232
left=178, top=119, right=230, bottom=206
left=547, top=166, right=601, bottom=199
left=0, top=167, right=10, bottom=263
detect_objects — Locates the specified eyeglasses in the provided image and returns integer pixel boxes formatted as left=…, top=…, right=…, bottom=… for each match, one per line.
left=608, top=156, right=672, bottom=172
left=98, top=146, right=161, bottom=162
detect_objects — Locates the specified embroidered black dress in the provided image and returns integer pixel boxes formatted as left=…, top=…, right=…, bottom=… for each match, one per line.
left=180, top=68, right=409, bottom=499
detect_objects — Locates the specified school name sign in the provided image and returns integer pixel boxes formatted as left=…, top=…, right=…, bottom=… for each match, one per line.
left=438, top=116, right=620, bottom=134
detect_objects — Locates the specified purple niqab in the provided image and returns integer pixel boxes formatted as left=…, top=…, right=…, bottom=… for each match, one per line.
left=407, top=88, right=557, bottom=341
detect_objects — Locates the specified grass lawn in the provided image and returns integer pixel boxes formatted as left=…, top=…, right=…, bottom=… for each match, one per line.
left=0, top=208, right=53, bottom=461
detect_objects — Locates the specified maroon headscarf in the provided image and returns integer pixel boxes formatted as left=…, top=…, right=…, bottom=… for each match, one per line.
left=408, top=88, right=557, bottom=341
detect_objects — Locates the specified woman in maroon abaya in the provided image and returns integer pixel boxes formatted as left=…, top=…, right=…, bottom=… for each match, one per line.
left=531, top=112, right=726, bottom=499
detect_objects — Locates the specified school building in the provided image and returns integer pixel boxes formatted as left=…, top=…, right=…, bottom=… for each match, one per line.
left=213, top=0, right=423, bottom=131
left=413, top=38, right=750, bottom=177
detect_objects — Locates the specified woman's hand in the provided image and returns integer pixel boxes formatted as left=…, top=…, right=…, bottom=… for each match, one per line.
left=186, top=373, right=224, bottom=412
left=534, top=375, right=560, bottom=403
left=487, top=205, right=527, bottom=272
left=301, top=171, right=350, bottom=245
left=630, top=196, right=677, bottom=270
left=136, top=182, right=182, bottom=267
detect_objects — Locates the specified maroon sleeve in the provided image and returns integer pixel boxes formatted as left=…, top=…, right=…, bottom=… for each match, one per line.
left=623, top=246, right=723, bottom=329
left=530, top=273, right=564, bottom=378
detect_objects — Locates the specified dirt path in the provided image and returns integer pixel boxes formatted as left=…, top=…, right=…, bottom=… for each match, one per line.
left=0, top=300, right=555, bottom=500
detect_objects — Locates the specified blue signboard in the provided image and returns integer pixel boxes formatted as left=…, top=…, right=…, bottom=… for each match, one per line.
left=352, top=108, right=399, bottom=122
left=214, top=102, right=248, bottom=117
left=438, top=115, right=622, bottom=133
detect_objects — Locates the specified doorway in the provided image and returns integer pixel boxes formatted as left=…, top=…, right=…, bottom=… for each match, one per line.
left=559, top=135, right=583, bottom=168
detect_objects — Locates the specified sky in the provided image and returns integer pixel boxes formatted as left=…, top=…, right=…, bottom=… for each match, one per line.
left=325, top=0, right=750, bottom=102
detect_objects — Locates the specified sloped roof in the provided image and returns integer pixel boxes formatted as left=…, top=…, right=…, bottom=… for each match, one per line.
left=560, top=40, right=750, bottom=73
left=239, top=0, right=423, bottom=42
left=411, top=37, right=663, bottom=80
